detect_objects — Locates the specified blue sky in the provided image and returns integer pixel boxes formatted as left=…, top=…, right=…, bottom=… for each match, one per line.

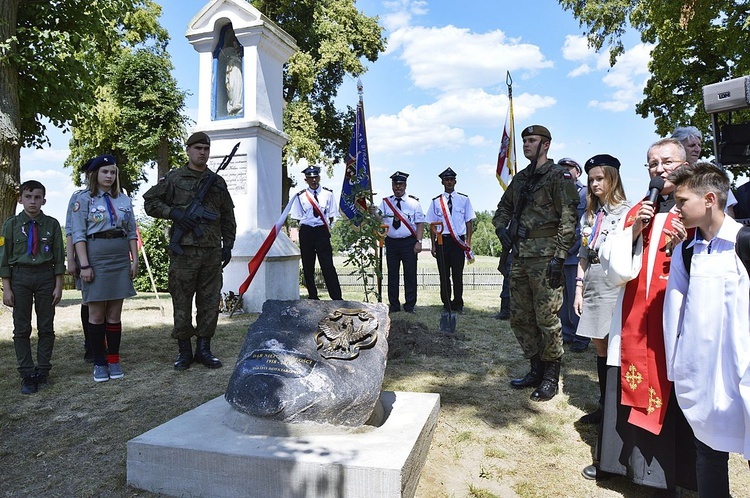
left=21, top=0, right=665, bottom=219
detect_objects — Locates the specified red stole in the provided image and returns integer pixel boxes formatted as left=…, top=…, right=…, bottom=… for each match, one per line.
left=619, top=201, right=679, bottom=435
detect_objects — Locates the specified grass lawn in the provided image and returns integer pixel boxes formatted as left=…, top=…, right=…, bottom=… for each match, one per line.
left=1, top=262, right=748, bottom=497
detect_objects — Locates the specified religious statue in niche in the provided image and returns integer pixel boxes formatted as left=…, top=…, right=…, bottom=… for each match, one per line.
left=215, top=25, right=243, bottom=118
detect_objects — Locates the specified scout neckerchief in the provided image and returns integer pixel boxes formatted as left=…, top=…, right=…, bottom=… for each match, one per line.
left=438, top=194, right=474, bottom=262
left=619, top=197, right=685, bottom=435
left=26, top=220, right=38, bottom=256
left=304, top=190, right=329, bottom=231
left=384, top=197, right=418, bottom=239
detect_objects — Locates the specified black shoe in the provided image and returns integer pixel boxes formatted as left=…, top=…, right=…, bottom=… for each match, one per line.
left=21, top=376, right=38, bottom=395
left=582, top=464, right=612, bottom=480
left=570, top=342, right=588, bottom=353
left=530, top=360, right=561, bottom=402
left=194, top=337, right=222, bottom=369
left=578, top=408, right=602, bottom=425
left=389, top=306, right=401, bottom=313
left=33, top=372, right=50, bottom=389
left=495, top=309, right=510, bottom=320
left=174, top=339, right=193, bottom=371
left=404, top=308, right=415, bottom=314
left=510, top=356, right=544, bottom=389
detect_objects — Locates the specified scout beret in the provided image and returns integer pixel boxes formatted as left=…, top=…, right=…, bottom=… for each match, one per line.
left=186, top=132, right=211, bottom=147
left=88, top=154, right=116, bottom=172
left=584, top=154, right=621, bottom=173
left=390, top=171, right=409, bottom=182
left=302, top=165, right=321, bottom=177
left=521, top=125, right=552, bottom=141
left=558, top=157, right=582, bottom=175
left=438, top=167, right=457, bottom=179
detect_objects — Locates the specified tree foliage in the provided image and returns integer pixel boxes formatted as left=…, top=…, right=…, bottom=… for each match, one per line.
left=470, top=211, right=502, bottom=258
left=134, top=217, right=171, bottom=292
left=559, top=0, right=750, bottom=174
left=65, top=48, right=190, bottom=194
left=251, top=0, right=386, bottom=199
left=0, top=0, right=170, bottom=220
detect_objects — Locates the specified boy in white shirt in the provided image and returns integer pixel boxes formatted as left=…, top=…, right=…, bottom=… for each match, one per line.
left=663, top=161, right=750, bottom=497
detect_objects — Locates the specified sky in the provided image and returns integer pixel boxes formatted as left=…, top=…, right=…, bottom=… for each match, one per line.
left=21, top=0, right=669, bottom=220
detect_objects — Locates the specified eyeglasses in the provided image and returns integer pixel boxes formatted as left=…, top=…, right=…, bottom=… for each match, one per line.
left=645, top=159, right=683, bottom=170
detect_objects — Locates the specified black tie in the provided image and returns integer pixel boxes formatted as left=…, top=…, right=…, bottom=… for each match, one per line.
left=392, top=198, right=402, bottom=229
left=447, top=194, right=453, bottom=215
left=313, top=191, right=320, bottom=218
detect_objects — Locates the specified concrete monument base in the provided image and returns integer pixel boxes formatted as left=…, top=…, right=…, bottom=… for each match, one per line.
left=126, top=391, right=440, bottom=498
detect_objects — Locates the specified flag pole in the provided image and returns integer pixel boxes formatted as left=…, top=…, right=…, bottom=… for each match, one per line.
left=506, top=71, right=516, bottom=176
left=357, top=79, right=374, bottom=207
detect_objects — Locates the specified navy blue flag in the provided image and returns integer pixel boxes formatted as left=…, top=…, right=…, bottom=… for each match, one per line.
left=340, top=101, right=372, bottom=224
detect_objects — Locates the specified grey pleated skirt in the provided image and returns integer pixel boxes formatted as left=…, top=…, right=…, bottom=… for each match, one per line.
left=81, top=237, right=136, bottom=303
left=575, top=263, right=619, bottom=339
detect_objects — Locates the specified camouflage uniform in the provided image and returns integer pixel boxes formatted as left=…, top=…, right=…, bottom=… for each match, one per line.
left=493, top=159, right=579, bottom=362
left=143, top=165, right=236, bottom=340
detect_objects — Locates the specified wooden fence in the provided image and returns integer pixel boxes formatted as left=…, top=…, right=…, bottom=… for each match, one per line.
left=310, top=268, right=504, bottom=289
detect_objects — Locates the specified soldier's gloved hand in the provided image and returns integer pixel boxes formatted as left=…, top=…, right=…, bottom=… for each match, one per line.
left=169, top=208, right=198, bottom=232
left=496, top=227, right=512, bottom=250
left=221, top=247, right=232, bottom=268
left=546, top=256, right=565, bottom=289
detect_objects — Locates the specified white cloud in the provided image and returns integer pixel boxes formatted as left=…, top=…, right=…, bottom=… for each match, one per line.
left=562, top=35, right=594, bottom=61
left=387, top=23, right=552, bottom=93
left=588, top=43, right=654, bottom=112
left=568, top=64, right=591, bottom=77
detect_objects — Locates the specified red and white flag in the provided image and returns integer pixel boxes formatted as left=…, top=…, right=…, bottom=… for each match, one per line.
left=496, top=91, right=516, bottom=190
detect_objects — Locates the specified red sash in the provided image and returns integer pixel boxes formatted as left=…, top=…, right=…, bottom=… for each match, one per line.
left=304, top=191, right=330, bottom=231
left=438, top=196, right=474, bottom=261
left=383, top=198, right=418, bottom=239
left=619, top=201, right=680, bottom=434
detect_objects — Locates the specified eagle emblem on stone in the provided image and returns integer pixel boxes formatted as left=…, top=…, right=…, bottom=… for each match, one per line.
left=315, top=308, right=379, bottom=360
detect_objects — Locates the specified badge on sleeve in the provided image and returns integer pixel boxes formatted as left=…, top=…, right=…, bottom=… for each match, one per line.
left=72, top=201, right=80, bottom=212
left=0, top=236, right=4, bottom=246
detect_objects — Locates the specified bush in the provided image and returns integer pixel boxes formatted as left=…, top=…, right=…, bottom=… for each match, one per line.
left=134, top=217, right=170, bottom=292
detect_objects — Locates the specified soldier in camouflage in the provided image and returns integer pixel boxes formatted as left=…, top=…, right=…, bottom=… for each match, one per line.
left=493, top=125, right=579, bottom=401
left=143, top=132, right=236, bottom=371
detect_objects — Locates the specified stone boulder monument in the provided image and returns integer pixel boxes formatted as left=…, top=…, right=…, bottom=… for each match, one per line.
left=186, top=0, right=300, bottom=312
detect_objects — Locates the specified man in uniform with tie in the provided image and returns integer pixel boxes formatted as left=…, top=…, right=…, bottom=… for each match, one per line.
left=426, top=167, right=475, bottom=314
left=291, top=165, right=342, bottom=300
left=378, top=171, right=425, bottom=313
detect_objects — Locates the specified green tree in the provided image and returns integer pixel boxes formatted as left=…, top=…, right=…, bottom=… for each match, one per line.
left=65, top=48, right=190, bottom=194
left=0, top=0, right=169, bottom=221
left=251, top=0, right=386, bottom=204
left=471, top=211, right=502, bottom=257
left=558, top=0, right=750, bottom=174
left=134, top=217, right=170, bottom=292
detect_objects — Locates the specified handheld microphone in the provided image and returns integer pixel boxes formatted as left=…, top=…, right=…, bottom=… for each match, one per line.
left=643, top=176, right=665, bottom=224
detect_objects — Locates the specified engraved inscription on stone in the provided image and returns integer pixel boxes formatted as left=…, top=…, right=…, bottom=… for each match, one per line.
left=209, top=154, right=247, bottom=194
left=246, top=349, right=316, bottom=378
left=315, top=308, right=378, bottom=360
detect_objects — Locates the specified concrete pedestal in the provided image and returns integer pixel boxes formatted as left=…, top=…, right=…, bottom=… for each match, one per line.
left=127, top=391, right=440, bottom=498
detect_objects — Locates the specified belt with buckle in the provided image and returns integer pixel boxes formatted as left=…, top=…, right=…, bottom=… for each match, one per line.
left=87, top=230, right=125, bottom=240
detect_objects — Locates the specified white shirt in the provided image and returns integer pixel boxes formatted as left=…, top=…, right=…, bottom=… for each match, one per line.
left=290, top=186, right=337, bottom=227
left=426, top=191, right=475, bottom=236
left=378, top=194, right=425, bottom=238
left=663, top=217, right=750, bottom=457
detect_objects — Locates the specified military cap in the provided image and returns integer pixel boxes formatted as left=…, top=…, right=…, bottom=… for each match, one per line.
left=438, top=167, right=457, bottom=179
left=186, top=131, right=211, bottom=147
left=302, top=165, right=321, bottom=177
left=390, top=171, right=409, bottom=183
left=521, top=125, right=552, bottom=141
left=88, top=154, right=117, bottom=172
left=584, top=154, right=621, bottom=173
left=558, top=157, right=582, bottom=175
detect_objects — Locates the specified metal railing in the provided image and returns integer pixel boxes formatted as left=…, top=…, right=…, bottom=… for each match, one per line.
left=306, top=268, right=504, bottom=289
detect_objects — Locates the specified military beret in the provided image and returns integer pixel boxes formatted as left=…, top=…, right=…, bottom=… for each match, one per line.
left=584, top=154, right=621, bottom=173
left=186, top=132, right=211, bottom=147
left=558, top=157, right=582, bottom=175
left=438, top=167, right=457, bottom=179
left=521, top=125, right=552, bottom=141
left=302, top=165, right=321, bottom=177
left=88, top=154, right=117, bottom=172
left=390, top=171, right=409, bottom=183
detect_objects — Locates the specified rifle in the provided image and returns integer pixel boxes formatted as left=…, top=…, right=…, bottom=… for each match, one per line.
left=498, top=141, right=543, bottom=276
left=168, top=142, right=241, bottom=255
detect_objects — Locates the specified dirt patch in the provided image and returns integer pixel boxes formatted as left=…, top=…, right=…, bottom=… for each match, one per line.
left=387, top=318, right=469, bottom=359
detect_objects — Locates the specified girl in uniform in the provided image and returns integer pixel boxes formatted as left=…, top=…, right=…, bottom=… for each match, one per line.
left=71, top=154, right=138, bottom=382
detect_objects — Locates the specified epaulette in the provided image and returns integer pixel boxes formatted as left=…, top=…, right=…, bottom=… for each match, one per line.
left=456, top=191, right=468, bottom=197
left=297, top=189, right=306, bottom=196
left=408, top=194, right=419, bottom=201
left=322, top=186, right=332, bottom=192
left=432, top=194, right=442, bottom=201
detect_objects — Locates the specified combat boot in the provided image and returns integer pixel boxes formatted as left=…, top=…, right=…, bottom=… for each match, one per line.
left=530, top=359, right=561, bottom=402
left=174, top=339, right=193, bottom=371
left=194, top=337, right=222, bottom=369
left=495, top=299, right=510, bottom=320
left=510, top=355, right=544, bottom=389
